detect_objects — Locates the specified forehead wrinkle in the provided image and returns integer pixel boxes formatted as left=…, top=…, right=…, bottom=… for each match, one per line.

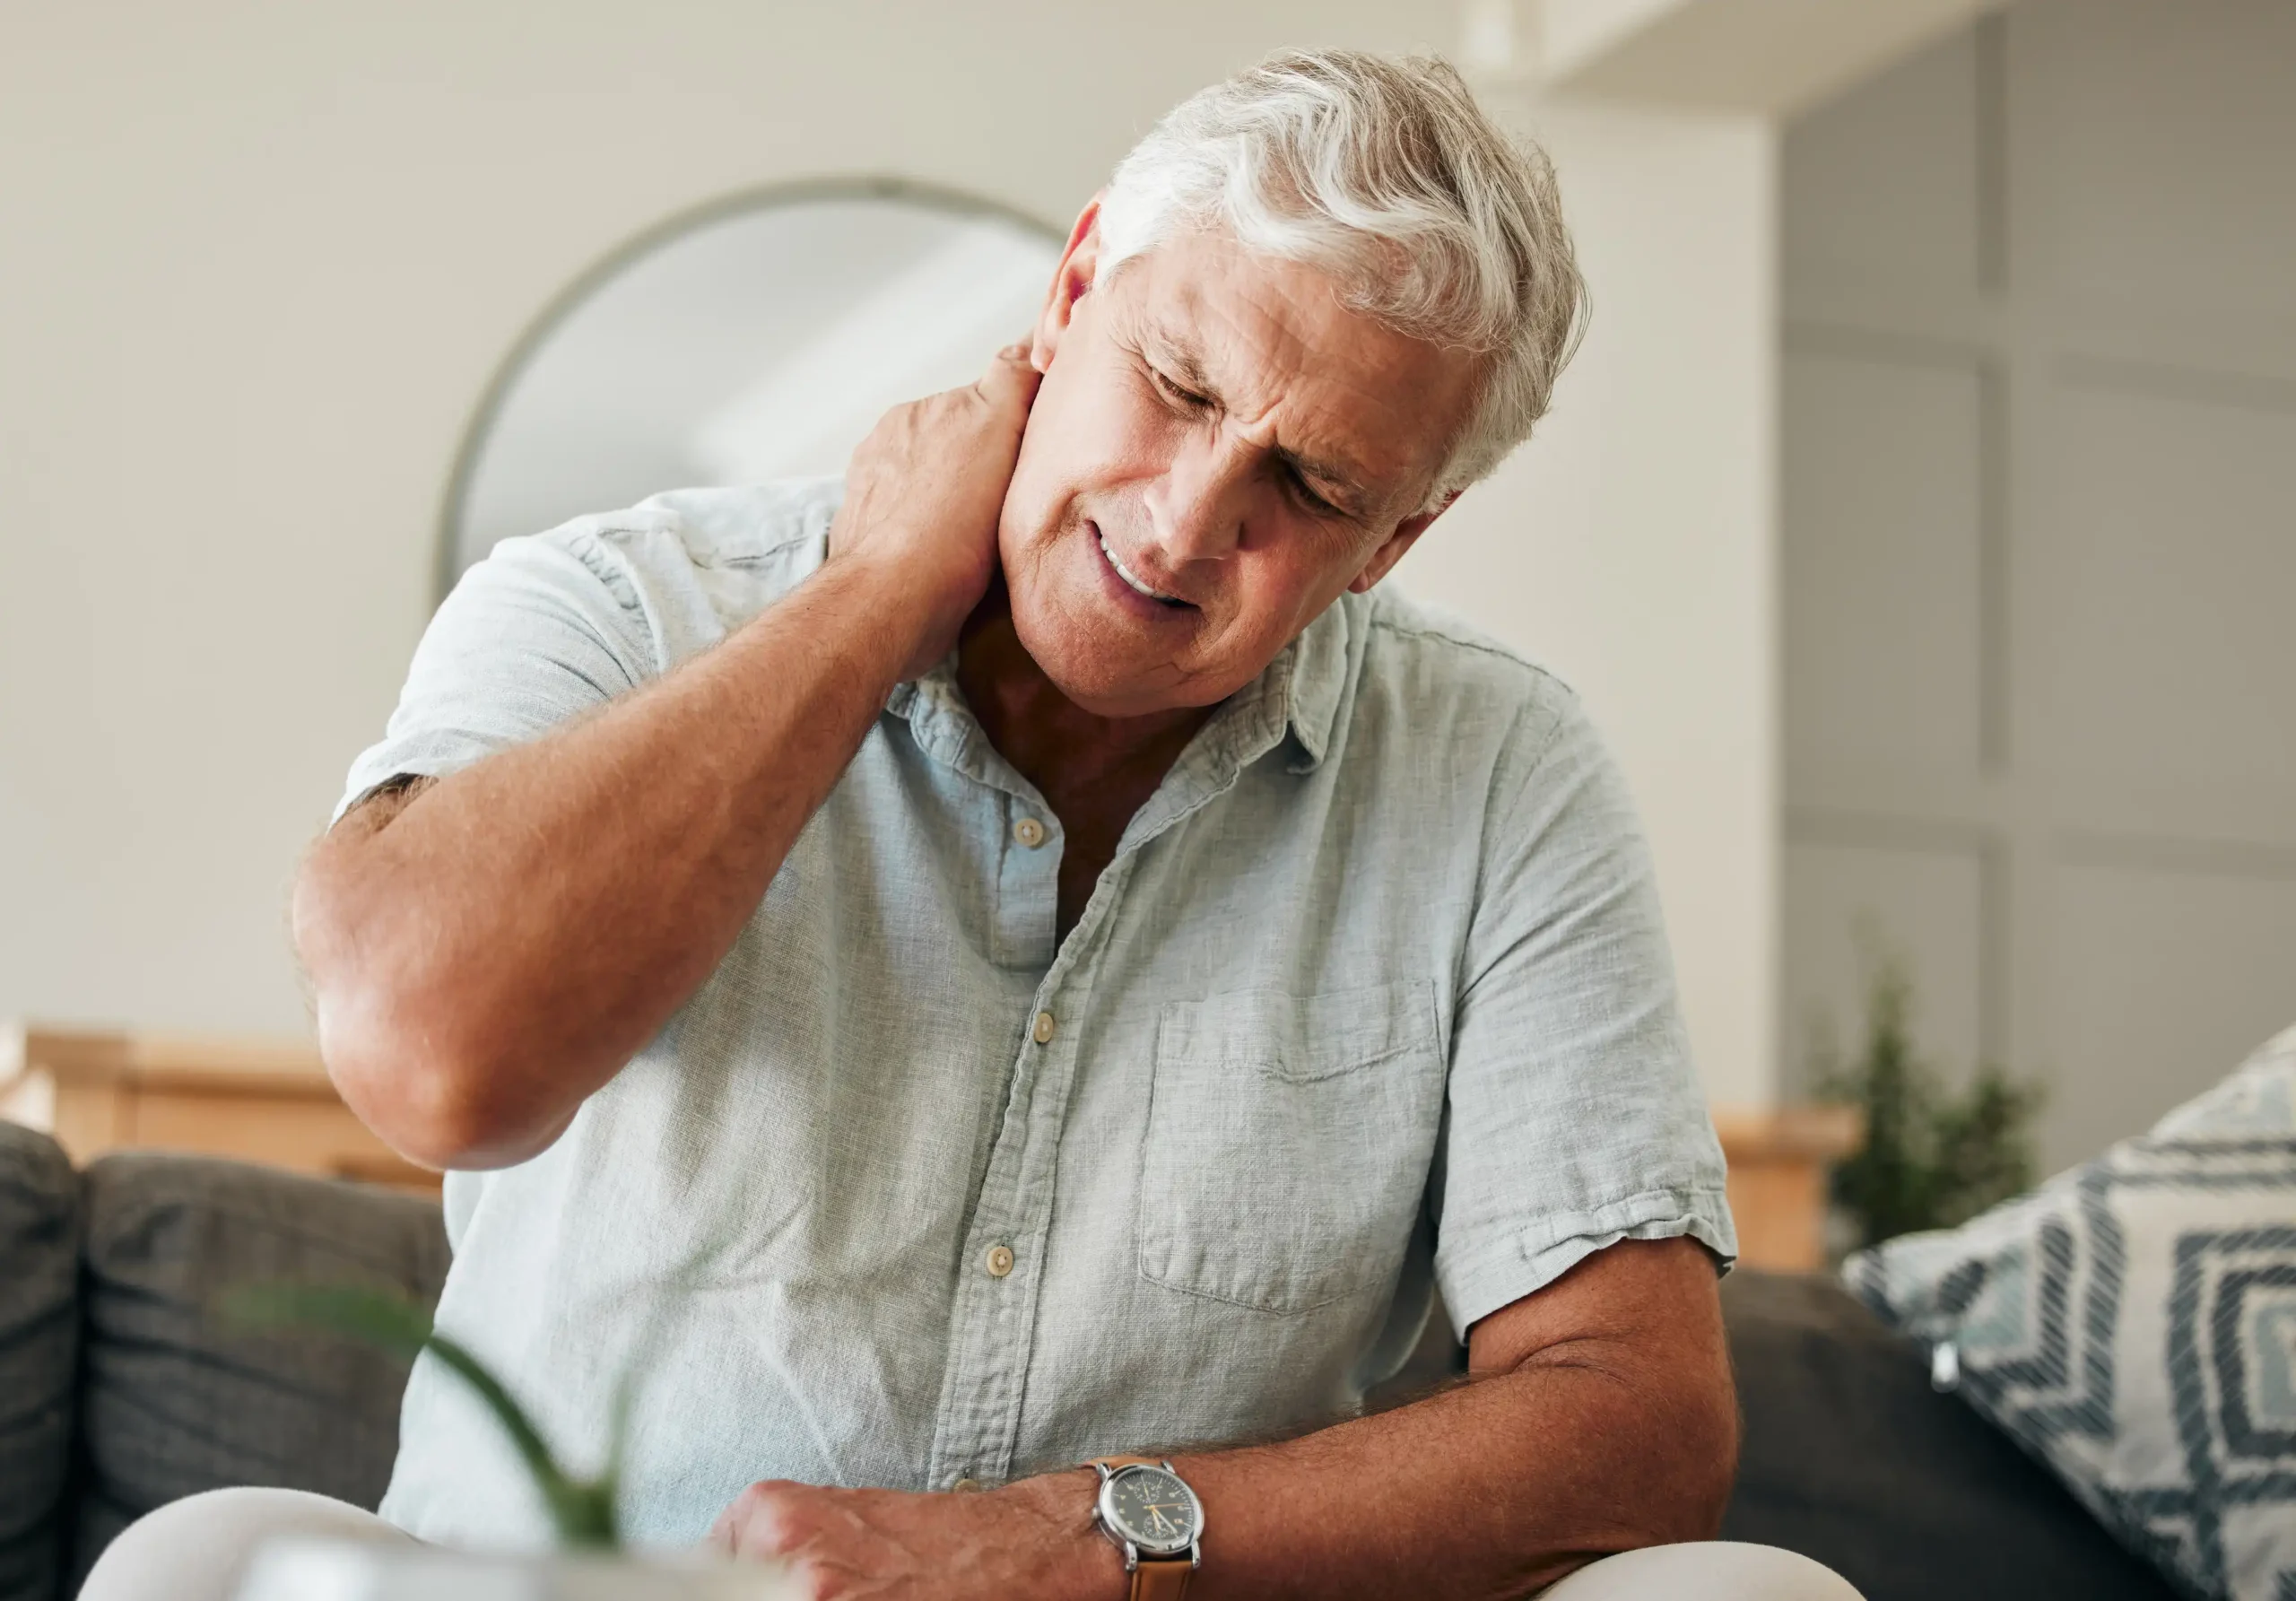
left=1135, top=306, right=1379, bottom=509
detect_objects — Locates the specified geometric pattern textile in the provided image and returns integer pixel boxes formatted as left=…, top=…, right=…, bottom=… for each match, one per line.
left=1845, top=1023, right=2296, bottom=1601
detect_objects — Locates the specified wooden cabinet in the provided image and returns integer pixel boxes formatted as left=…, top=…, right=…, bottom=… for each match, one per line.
left=1714, top=1105, right=1862, bottom=1271
left=4, top=1023, right=1858, bottom=1266
left=0, top=1023, right=437, bottom=1191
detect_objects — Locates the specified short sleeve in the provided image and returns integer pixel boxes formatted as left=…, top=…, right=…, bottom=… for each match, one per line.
left=1433, top=686, right=1735, bottom=1337
left=333, top=528, right=657, bottom=823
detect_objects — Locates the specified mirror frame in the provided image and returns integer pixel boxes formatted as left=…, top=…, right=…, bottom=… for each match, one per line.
left=433, top=175, right=1065, bottom=604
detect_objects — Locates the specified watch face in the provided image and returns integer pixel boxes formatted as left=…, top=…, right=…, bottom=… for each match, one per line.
left=1100, top=1465, right=1201, bottom=1554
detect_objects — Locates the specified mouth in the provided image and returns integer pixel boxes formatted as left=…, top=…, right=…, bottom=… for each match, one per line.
left=1096, top=526, right=1190, bottom=608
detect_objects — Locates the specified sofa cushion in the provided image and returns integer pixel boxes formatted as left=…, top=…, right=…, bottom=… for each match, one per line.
left=1845, top=1022, right=2296, bottom=1601
left=73, top=1153, right=448, bottom=1588
left=1721, top=1269, right=2181, bottom=1601
left=0, top=1122, right=80, bottom=1601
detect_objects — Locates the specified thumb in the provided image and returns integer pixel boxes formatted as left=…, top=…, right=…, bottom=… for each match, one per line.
left=975, top=339, right=1044, bottom=418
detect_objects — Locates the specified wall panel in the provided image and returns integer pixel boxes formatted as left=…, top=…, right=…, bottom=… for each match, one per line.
left=1782, top=26, right=1981, bottom=299
left=1783, top=0, right=2296, bottom=1168
left=2048, top=857, right=2296, bottom=1170
left=2041, top=373, right=2296, bottom=841
left=1783, top=833, right=1988, bottom=1098
left=1784, top=346, right=1987, bottom=788
left=2022, top=0, right=2296, bottom=326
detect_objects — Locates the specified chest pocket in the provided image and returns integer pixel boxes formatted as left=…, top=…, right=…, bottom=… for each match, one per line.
left=1135, top=981, right=1446, bottom=1316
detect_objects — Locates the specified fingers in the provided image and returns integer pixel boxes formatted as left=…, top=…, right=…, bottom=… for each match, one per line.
left=974, top=338, right=1044, bottom=416
left=715, top=1480, right=790, bottom=1560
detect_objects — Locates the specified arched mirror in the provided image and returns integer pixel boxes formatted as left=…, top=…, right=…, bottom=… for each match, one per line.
left=440, top=180, right=1065, bottom=596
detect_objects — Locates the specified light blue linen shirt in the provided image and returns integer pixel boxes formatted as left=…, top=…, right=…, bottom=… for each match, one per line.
left=336, top=481, right=1734, bottom=1549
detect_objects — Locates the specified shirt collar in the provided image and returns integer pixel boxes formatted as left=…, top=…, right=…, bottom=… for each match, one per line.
left=1278, top=599, right=1348, bottom=774
left=886, top=598, right=1350, bottom=780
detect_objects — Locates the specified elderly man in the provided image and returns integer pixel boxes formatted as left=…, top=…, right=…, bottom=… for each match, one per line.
left=87, top=48, right=1857, bottom=1601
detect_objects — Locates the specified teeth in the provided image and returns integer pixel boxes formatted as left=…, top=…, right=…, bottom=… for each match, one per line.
left=1099, top=530, right=1179, bottom=603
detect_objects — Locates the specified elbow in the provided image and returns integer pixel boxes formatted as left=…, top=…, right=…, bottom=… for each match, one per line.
left=317, top=999, right=545, bottom=1172
left=294, top=857, right=559, bottom=1171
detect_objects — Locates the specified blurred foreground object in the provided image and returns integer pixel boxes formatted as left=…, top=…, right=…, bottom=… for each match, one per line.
left=234, top=1539, right=797, bottom=1601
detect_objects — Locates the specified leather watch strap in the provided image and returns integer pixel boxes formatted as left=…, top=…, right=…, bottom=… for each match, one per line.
left=1128, top=1557, right=1193, bottom=1601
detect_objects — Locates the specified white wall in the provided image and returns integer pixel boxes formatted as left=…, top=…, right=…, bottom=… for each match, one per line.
left=0, top=4, right=1783, bottom=1108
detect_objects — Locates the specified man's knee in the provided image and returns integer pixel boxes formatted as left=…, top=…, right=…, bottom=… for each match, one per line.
left=79, top=1486, right=413, bottom=1601
left=1543, top=1541, right=1864, bottom=1601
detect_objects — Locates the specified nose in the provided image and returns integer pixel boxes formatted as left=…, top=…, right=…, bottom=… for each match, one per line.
left=1143, top=429, right=1255, bottom=565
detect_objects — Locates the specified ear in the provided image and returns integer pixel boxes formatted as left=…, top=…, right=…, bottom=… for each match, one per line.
left=1031, top=195, right=1105, bottom=374
left=1348, top=492, right=1459, bottom=594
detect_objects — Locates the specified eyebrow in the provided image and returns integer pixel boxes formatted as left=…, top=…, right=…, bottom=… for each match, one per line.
left=1143, top=322, right=1374, bottom=515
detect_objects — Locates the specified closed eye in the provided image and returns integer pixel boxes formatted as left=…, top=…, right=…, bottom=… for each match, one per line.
left=1285, top=471, right=1341, bottom=514
left=1149, top=365, right=1213, bottom=411
left=1287, top=470, right=1343, bottom=518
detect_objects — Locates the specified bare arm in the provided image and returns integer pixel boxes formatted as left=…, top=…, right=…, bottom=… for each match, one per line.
left=1164, top=1235, right=1735, bottom=1597
left=294, top=347, right=1040, bottom=1170
left=714, top=1236, right=1737, bottom=1599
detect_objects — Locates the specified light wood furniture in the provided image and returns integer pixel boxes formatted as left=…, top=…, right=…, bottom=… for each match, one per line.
left=0, top=1023, right=438, bottom=1192
left=4, top=1023, right=1860, bottom=1266
left=1714, top=1104, right=1864, bottom=1271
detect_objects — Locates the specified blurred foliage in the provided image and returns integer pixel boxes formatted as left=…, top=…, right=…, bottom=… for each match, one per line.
left=1813, top=955, right=2044, bottom=1249
left=219, top=1281, right=622, bottom=1548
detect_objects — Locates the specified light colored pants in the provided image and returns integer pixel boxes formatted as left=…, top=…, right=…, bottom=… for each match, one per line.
left=82, top=1486, right=1866, bottom=1601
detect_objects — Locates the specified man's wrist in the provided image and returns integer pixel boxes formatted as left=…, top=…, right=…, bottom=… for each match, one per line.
left=1002, top=1466, right=1125, bottom=1597
left=818, top=535, right=978, bottom=684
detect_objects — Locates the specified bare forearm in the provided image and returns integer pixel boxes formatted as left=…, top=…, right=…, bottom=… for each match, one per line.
left=711, top=1244, right=1733, bottom=1600
left=1165, top=1353, right=1733, bottom=1599
left=1004, top=1240, right=1737, bottom=1601
left=296, top=554, right=918, bottom=1166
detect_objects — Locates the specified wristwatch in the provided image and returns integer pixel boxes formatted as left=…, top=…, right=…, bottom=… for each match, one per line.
left=1088, top=1457, right=1204, bottom=1599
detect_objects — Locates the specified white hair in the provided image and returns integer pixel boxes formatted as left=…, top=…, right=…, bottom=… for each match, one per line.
left=1098, top=49, right=1587, bottom=508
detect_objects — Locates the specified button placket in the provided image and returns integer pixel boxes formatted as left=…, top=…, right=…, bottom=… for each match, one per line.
left=991, top=791, right=1059, bottom=970
left=923, top=907, right=1127, bottom=1489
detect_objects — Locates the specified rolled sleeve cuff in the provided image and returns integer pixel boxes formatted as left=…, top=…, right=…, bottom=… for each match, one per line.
left=330, top=733, right=506, bottom=826
left=1435, top=1185, right=1739, bottom=1338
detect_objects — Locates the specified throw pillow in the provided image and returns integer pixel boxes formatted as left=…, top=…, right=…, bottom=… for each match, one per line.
left=1845, top=1022, right=2296, bottom=1601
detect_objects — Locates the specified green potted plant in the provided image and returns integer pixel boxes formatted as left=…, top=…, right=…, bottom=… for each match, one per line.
left=1812, top=954, right=2043, bottom=1251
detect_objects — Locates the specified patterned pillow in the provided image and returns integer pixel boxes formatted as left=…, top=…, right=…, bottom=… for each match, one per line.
left=1845, top=1023, right=2296, bottom=1601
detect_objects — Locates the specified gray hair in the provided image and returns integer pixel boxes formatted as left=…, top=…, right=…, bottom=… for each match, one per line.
left=1098, top=49, right=1587, bottom=509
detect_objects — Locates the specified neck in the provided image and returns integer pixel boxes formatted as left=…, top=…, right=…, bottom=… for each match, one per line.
left=953, top=585, right=1213, bottom=808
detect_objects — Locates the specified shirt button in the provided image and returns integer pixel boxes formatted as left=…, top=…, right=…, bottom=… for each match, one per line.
left=985, top=1243, right=1015, bottom=1278
left=1031, top=1010, right=1056, bottom=1045
left=951, top=1476, right=982, bottom=1493
left=1013, top=816, right=1047, bottom=848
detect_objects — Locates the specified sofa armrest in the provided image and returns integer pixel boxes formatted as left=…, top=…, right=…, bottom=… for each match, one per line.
left=1719, top=1271, right=2181, bottom=1601
left=0, top=1123, right=80, bottom=1601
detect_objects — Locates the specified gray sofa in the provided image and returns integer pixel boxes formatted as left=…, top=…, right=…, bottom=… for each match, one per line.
left=0, top=1118, right=2177, bottom=1601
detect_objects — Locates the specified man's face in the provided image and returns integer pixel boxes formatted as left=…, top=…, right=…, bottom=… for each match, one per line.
left=997, top=211, right=1480, bottom=718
